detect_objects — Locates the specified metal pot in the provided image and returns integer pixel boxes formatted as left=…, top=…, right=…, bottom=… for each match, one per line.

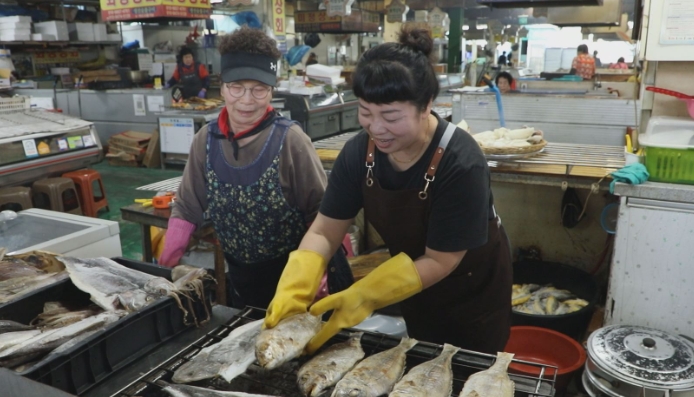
left=583, top=325, right=694, bottom=397
left=129, top=70, right=149, bottom=83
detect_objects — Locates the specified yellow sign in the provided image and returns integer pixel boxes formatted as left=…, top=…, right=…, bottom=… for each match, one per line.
left=272, top=0, right=285, bottom=36
left=294, top=11, right=341, bottom=26
left=33, top=51, right=81, bottom=64
left=100, top=0, right=210, bottom=11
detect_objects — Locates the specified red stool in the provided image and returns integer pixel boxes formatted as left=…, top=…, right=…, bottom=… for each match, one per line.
left=32, top=178, right=82, bottom=215
left=61, top=169, right=109, bottom=217
left=0, top=186, right=33, bottom=212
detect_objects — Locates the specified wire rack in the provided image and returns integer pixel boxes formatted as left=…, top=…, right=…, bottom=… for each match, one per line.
left=112, top=307, right=557, bottom=397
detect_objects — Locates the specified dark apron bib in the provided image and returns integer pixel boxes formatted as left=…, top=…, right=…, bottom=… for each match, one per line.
left=362, top=121, right=512, bottom=354
left=179, top=62, right=203, bottom=99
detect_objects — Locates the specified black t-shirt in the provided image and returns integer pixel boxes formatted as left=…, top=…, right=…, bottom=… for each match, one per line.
left=320, top=113, right=494, bottom=252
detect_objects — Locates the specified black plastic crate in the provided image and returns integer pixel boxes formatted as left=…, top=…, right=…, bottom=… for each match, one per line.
left=0, top=257, right=212, bottom=395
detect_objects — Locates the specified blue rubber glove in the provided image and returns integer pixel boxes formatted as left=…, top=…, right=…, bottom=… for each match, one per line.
left=164, top=83, right=171, bottom=89
left=197, top=90, right=206, bottom=98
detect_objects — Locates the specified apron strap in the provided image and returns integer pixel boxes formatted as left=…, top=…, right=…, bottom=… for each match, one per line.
left=419, top=121, right=457, bottom=200
left=365, top=137, right=376, bottom=187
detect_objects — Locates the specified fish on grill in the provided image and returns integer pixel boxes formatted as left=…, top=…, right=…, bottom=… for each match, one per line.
left=172, top=319, right=263, bottom=384
left=161, top=382, right=279, bottom=397
left=297, top=332, right=365, bottom=397
left=389, top=343, right=459, bottom=397
left=458, top=352, right=515, bottom=397
left=331, top=337, right=418, bottom=397
left=255, top=312, right=321, bottom=370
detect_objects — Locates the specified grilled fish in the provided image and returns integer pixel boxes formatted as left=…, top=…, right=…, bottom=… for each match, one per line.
left=389, top=343, right=459, bottom=397
left=459, top=352, right=515, bottom=397
left=331, top=337, right=418, bottom=397
left=172, top=319, right=262, bottom=384
left=256, top=312, right=321, bottom=370
left=0, top=320, right=33, bottom=334
left=161, top=382, right=278, bottom=397
left=297, top=332, right=365, bottom=397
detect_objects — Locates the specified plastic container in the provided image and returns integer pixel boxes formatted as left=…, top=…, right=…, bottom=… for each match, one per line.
left=640, top=116, right=694, bottom=185
left=505, top=326, right=587, bottom=392
left=0, top=257, right=212, bottom=395
left=511, top=260, right=598, bottom=341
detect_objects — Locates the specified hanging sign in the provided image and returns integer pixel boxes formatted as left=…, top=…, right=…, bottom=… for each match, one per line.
left=33, top=51, right=81, bottom=64
left=386, top=0, right=408, bottom=23
left=295, top=10, right=379, bottom=33
left=325, top=0, right=355, bottom=17
left=100, top=0, right=211, bottom=21
left=428, top=7, right=448, bottom=39
left=272, top=0, right=287, bottom=53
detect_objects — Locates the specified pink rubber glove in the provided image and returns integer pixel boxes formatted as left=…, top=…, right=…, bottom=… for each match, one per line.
left=314, top=272, right=329, bottom=302
left=158, top=217, right=196, bottom=267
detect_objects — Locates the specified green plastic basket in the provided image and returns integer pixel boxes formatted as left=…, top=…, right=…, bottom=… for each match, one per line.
left=644, top=146, right=694, bottom=185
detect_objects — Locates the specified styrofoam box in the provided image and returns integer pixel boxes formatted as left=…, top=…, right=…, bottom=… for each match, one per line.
left=107, top=33, right=121, bottom=42
left=0, top=16, right=31, bottom=23
left=641, top=116, right=694, bottom=149
left=34, top=21, right=69, bottom=41
left=69, top=23, right=95, bottom=41
left=0, top=34, right=31, bottom=41
left=32, top=33, right=56, bottom=41
left=0, top=28, right=30, bottom=35
left=306, top=64, right=341, bottom=80
left=0, top=22, right=31, bottom=30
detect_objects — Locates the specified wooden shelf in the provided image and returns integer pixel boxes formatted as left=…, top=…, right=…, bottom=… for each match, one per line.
left=0, top=41, right=121, bottom=47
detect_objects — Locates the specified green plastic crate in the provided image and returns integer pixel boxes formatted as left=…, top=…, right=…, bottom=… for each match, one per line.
left=644, top=146, right=694, bottom=185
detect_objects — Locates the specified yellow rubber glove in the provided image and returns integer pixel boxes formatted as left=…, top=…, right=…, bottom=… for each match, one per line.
left=264, top=250, right=327, bottom=329
left=307, top=253, right=422, bottom=353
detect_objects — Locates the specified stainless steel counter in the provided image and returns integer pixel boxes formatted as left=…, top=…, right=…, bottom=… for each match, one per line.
left=613, top=181, right=694, bottom=202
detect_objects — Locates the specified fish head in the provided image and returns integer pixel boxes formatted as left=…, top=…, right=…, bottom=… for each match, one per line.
left=171, top=362, right=218, bottom=384
left=298, top=372, right=330, bottom=397
left=117, top=289, right=151, bottom=311
left=144, top=278, right=178, bottom=296
left=331, top=379, right=371, bottom=397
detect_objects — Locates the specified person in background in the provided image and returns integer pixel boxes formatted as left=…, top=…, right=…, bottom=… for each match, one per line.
left=571, top=44, right=596, bottom=80
left=495, top=72, right=514, bottom=94
left=306, top=52, right=319, bottom=66
left=265, top=26, right=512, bottom=355
left=610, top=57, right=629, bottom=70
left=158, top=26, right=352, bottom=308
left=497, top=51, right=507, bottom=66
left=166, top=47, right=210, bottom=99
left=506, top=51, right=513, bottom=67
left=593, top=51, right=603, bottom=68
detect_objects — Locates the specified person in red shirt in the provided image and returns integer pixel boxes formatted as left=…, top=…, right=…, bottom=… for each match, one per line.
left=609, top=57, right=629, bottom=70
left=570, top=44, right=596, bottom=80
left=166, top=47, right=210, bottom=99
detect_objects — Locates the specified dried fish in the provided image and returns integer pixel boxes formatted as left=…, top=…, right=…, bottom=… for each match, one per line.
left=390, top=343, right=459, bottom=397
left=297, top=332, right=365, bottom=397
left=0, top=329, right=42, bottom=352
left=458, top=352, right=515, bottom=397
left=256, top=312, right=322, bottom=370
left=0, top=259, right=45, bottom=281
left=10, top=251, right=65, bottom=273
left=512, top=284, right=588, bottom=316
left=161, top=382, right=279, bottom=397
left=18, top=328, right=104, bottom=373
left=172, top=265, right=214, bottom=326
left=331, top=337, right=418, bottom=397
left=0, top=320, right=33, bottom=334
left=0, top=272, right=69, bottom=304
left=172, top=319, right=262, bottom=384
left=0, top=311, right=123, bottom=367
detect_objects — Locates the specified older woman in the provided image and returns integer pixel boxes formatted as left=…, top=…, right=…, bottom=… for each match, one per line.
left=159, top=26, right=352, bottom=308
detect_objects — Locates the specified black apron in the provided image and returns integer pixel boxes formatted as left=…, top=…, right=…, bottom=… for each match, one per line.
left=178, top=62, right=203, bottom=99
left=362, top=121, right=513, bottom=354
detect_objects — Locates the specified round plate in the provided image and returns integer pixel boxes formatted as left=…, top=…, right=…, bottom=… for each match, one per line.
left=485, top=147, right=546, bottom=161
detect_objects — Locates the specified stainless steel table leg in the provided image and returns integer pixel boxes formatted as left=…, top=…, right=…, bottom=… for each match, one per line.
left=142, top=224, right=153, bottom=263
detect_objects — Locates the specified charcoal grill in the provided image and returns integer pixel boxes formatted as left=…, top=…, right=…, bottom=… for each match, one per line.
left=111, top=307, right=557, bottom=397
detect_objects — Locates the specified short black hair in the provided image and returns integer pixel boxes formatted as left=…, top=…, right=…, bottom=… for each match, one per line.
left=618, top=57, right=625, bottom=63
left=179, top=46, right=194, bottom=58
left=495, top=72, right=514, bottom=86
left=351, top=26, right=438, bottom=112
left=578, top=44, right=589, bottom=54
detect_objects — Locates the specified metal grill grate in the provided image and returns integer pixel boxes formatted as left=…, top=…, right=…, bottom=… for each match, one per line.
left=112, top=307, right=557, bottom=397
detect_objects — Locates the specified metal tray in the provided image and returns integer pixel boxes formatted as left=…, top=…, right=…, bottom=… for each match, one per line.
left=112, top=307, right=557, bottom=397
left=485, top=147, right=546, bottom=161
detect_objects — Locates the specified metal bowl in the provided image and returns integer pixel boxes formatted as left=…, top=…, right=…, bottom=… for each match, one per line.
left=129, top=70, right=149, bottom=83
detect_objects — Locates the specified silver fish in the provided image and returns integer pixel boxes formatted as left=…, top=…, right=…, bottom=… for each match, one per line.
left=459, top=352, right=515, bottom=397
left=15, top=328, right=103, bottom=373
left=0, top=320, right=33, bottom=334
left=389, top=343, right=459, bottom=397
left=0, top=329, right=42, bottom=352
left=256, top=312, right=322, bottom=370
left=0, top=272, right=69, bottom=304
left=172, top=319, right=262, bottom=384
left=161, top=382, right=278, bottom=397
left=0, top=311, right=123, bottom=366
left=331, top=337, right=418, bottom=397
left=297, top=332, right=365, bottom=397
left=59, top=257, right=183, bottom=313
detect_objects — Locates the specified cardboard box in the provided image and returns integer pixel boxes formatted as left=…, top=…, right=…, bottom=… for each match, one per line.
left=109, top=130, right=151, bottom=148
left=107, top=158, right=140, bottom=167
left=143, top=129, right=161, bottom=168
left=34, top=21, right=69, bottom=41
left=108, top=140, right=146, bottom=157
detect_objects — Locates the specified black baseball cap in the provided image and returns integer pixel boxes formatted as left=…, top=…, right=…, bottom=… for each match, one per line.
left=221, top=52, right=277, bottom=86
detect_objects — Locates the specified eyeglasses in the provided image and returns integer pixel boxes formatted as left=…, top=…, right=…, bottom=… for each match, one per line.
left=224, top=83, right=272, bottom=99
